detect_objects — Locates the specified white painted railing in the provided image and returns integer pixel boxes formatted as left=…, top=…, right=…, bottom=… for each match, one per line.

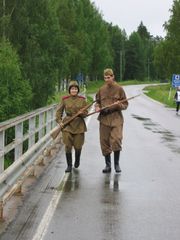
left=0, top=104, right=60, bottom=218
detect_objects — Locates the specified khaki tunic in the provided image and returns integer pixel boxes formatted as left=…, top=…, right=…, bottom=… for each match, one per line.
left=95, top=82, right=128, bottom=156
left=56, top=95, right=87, bottom=152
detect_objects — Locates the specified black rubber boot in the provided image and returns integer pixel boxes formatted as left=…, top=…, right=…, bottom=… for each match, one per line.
left=74, top=149, right=81, bottom=168
left=102, top=154, right=111, bottom=173
left=65, top=152, right=72, bottom=173
left=114, top=150, right=121, bottom=173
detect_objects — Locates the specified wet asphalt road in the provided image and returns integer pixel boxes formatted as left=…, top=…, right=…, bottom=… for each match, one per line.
left=1, top=84, right=180, bottom=240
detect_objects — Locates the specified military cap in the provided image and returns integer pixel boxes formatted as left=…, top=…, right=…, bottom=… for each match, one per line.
left=68, top=80, right=80, bottom=93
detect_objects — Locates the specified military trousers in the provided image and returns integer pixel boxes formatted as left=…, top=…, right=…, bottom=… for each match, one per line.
left=62, top=131, right=85, bottom=153
left=99, top=123, right=123, bottom=156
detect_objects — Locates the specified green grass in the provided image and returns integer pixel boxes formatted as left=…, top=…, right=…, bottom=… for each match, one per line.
left=4, top=158, right=14, bottom=169
left=48, top=91, right=68, bottom=104
left=85, top=80, right=104, bottom=94
left=144, top=84, right=176, bottom=108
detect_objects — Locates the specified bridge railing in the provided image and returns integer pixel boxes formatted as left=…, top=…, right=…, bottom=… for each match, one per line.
left=0, top=103, right=60, bottom=218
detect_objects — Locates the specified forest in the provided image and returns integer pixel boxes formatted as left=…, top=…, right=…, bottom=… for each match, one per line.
left=0, top=0, right=180, bottom=122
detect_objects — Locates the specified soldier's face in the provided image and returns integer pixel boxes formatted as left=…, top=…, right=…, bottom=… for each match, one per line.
left=70, top=86, right=79, bottom=96
left=104, top=75, right=114, bottom=85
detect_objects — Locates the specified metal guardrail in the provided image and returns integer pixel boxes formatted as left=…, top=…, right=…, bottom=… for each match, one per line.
left=0, top=104, right=59, bottom=217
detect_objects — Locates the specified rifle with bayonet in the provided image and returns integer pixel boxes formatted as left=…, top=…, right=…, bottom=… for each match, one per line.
left=51, top=100, right=96, bottom=139
left=86, top=94, right=141, bottom=117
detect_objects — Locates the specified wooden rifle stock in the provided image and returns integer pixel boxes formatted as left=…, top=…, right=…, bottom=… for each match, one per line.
left=50, top=125, right=63, bottom=140
left=86, top=94, right=141, bottom=117
left=51, top=100, right=96, bottom=139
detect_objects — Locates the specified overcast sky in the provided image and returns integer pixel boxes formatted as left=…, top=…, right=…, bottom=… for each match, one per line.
left=90, top=0, right=173, bottom=37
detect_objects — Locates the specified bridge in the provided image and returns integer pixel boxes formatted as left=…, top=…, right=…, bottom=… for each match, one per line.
left=0, top=103, right=60, bottom=218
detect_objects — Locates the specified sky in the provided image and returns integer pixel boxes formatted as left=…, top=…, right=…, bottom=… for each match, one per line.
left=90, top=0, right=174, bottom=37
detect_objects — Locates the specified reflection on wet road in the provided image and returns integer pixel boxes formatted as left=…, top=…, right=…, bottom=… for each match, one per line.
left=61, top=170, right=122, bottom=240
left=101, top=174, right=121, bottom=240
left=132, top=114, right=180, bottom=154
left=103, top=173, right=120, bottom=192
left=63, top=170, right=80, bottom=192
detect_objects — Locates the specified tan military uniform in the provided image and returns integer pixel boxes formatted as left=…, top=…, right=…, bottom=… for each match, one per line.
left=56, top=95, right=87, bottom=152
left=95, top=81, right=128, bottom=156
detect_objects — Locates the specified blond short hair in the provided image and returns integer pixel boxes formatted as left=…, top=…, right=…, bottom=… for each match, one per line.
left=104, top=68, right=114, bottom=76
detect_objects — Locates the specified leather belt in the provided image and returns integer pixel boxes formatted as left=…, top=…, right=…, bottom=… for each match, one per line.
left=100, top=109, right=118, bottom=116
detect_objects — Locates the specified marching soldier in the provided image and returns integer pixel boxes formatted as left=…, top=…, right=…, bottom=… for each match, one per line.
left=95, top=68, right=128, bottom=173
left=56, top=81, right=88, bottom=173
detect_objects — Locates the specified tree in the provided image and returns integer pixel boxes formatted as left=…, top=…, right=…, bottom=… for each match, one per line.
left=153, top=40, right=170, bottom=80
left=124, top=32, right=145, bottom=80
left=88, top=6, right=113, bottom=80
left=57, top=0, right=112, bottom=80
left=163, top=0, right=180, bottom=75
left=107, top=24, right=127, bottom=80
left=137, top=22, right=155, bottom=80
left=9, top=0, right=68, bottom=108
left=137, top=21, right=151, bottom=40
left=0, top=40, right=32, bottom=122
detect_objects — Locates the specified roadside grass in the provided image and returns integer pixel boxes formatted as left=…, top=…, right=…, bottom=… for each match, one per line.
left=144, top=84, right=176, bottom=108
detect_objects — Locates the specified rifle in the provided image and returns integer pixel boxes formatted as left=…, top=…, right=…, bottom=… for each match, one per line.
left=50, top=100, right=96, bottom=139
left=86, top=94, right=141, bottom=117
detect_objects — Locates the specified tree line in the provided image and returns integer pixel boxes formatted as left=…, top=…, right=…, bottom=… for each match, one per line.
left=0, top=0, right=179, bottom=122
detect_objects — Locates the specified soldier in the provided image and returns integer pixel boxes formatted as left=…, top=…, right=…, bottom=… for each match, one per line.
left=56, top=81, right=88, bottom=173
left=95, top=68, right=128, bottom=173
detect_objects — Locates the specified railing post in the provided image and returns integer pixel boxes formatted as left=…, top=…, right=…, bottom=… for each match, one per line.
left=0, top=200, right=3, bottom=220
left=15, top=123, right=23, bottom=161
left=28, top=117, right=35, bottom=148
left=52, top=106, right=57, bottom=128
left=46, top=110, right=52, bottom=133
left=0, top=131, right=4, bottom=173
left=38, top=112, right=44, bottom=140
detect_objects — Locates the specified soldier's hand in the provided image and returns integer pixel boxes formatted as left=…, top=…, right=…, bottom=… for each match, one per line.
left=113, top=101, right=125, bottom=110
left=77, top=109, right=88, bottom=118
left=95, top=106, right=101, bottom=112
left=119, top=103, right=125, bottom=110
left=77, top=110, right=85, bottom=117
left=78, top=109, right=84, bottom=115
left=59, top=122, right=64, bottom=129
left=114, top=100, right=120, bottom=105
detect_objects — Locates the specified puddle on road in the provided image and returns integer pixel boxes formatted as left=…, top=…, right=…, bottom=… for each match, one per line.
left=132, top=114, right=180, bottom=154
left=101, top=174, right=121, bottom=239
left=63, top=171, right=80, bottom=192
left=103, top=174, right=120, bottom=195
left=56, top=170, right=80, bottom=192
